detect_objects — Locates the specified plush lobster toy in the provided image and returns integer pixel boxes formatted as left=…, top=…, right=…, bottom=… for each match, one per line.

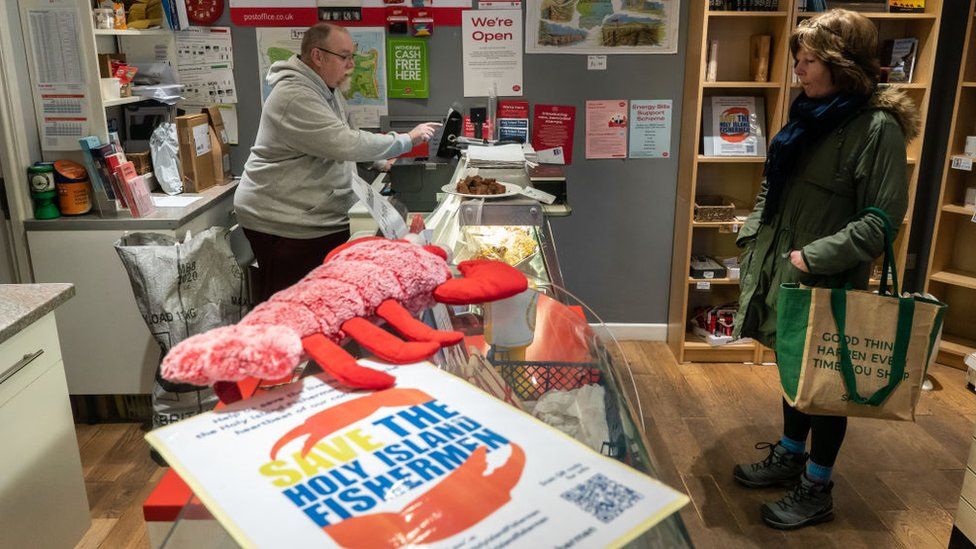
left=160, top=236, right=528, bottom=403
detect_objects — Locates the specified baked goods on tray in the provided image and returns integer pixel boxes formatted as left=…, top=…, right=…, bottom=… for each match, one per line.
left=456, top=175, right=506, bottom=195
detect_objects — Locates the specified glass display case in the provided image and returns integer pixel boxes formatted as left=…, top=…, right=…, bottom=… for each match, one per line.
left=151, top=285, right=691, bottom=548
left=148, top=161, right=690, bottom=548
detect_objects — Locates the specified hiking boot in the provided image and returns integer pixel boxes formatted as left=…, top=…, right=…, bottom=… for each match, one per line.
left=761, top=474, right=834, bottom=530
left=733, top=442, right=807, bottom=488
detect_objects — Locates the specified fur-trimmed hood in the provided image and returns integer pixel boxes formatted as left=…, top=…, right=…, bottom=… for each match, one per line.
left=869, top=85, right=921, bottom=141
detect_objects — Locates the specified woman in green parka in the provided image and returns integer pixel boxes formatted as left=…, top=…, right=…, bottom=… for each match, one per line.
left=731, top=10, right=920, bottom=530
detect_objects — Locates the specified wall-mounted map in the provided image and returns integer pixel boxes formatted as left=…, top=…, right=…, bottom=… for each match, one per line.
left=526, top=0, right=677, bottom=54
left=256, top=27, right=388, bottom=128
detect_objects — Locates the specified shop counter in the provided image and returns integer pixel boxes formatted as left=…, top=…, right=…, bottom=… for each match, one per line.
left=24, top=181, right=246, bottom=394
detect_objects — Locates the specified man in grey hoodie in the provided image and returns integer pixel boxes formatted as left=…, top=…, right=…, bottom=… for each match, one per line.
left=235, top=22, right=439, bottom=302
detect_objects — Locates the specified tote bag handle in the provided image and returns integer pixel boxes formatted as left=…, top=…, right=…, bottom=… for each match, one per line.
left=829, top=207, right=912, bottom=406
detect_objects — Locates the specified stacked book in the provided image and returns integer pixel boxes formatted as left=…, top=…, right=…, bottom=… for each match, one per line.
left=709, top=0, right=780, bottom=10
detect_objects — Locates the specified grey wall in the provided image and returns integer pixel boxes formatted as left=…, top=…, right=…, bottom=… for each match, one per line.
left=219, top=0, right=689, bottom=324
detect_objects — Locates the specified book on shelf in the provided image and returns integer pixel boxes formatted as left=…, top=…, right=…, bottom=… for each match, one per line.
left=750, top=35, right=771, bottom=82
left=888, top=0, right=924, bottom=13
left=825, top=1, right=888, bottom=10
left=702, top=96, right=767, bottom=157
left=803, top=0, right=828, bottom=11
left=709, top=0, right=780, bottom=11
left=882, top=38, right=917, bottom=83
left=706, top=40, right=718, bottom=83
left=160, top=0, right=189, bottom=30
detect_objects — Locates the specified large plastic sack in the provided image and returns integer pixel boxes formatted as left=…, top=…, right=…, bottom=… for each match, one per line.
left=150, top=122, right=182, bottom=195
left=532, top=384, right=609, bottom=453
left=115, top=226, right=251, bottom=429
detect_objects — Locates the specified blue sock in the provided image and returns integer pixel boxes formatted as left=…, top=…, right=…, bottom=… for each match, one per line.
left=779, top=435, right=806, bottom=455
left=807, top=462, right=832, bottom=484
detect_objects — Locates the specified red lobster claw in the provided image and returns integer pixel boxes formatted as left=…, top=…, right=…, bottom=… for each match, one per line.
left=433, top=260, right=528, bottom=305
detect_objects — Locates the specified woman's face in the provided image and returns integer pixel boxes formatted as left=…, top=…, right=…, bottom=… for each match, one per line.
left=794, top=47, right=838, bottom=99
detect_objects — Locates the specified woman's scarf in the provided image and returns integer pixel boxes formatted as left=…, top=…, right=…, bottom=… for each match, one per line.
left=761, top=91, right=870, bottom=224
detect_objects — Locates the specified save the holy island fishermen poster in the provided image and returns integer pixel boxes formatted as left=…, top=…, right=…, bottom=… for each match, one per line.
left=146, top=362, right=688, bottom=547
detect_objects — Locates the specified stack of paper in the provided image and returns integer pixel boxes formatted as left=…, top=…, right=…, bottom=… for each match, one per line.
left=466, top=143, right=526, bottom=169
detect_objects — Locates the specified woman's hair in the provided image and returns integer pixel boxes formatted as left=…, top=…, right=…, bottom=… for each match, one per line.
left=790, top=9, right=881, bottom=96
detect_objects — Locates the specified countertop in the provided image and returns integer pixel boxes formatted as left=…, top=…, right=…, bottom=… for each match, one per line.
left=0, top=284, right=75, bottom=346
left=23, top=180, right=238, bottom=231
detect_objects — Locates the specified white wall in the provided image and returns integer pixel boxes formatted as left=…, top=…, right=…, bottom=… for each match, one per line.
left=0, top=0, right=45, bottom=283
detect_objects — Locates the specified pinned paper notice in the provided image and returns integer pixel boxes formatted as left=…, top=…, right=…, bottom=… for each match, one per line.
left=536, top=147, right=565, bottom=164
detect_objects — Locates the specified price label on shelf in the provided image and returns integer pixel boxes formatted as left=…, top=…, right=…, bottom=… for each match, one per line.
left=951, top=155, right=973, bottom=171
left=696, top=281, right=711, bottom=290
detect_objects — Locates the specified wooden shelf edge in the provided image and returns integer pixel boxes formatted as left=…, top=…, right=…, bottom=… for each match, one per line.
left=941, top=335, right=976, bottom=358
left=797, top=11, right=937, bottom=20
left=942, top=204, right=976, bottom=216
left=703, top=81, right=782, bottom=89
left=692, top=221, right=745, bottom=228
left=697, top=155, right=767, bottom=163
left=708, top=10, right=789, bottom=17
left=684, top=333, right=755, bottom=351
left=688, top=278, right=740, bottom=285
left=930, top=270, right=976, bottom=290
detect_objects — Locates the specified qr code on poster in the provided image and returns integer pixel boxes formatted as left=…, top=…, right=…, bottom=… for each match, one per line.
left=560, top=473, right=643, bottom=523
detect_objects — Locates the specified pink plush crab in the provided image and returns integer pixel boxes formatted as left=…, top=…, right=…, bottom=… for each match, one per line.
left=160, top=237, right=527, bottom=402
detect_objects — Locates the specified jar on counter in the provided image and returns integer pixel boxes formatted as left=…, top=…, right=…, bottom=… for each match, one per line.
left=28, top=164, right=60, bottom=220
left=93, top=8, right=114, bottom=30
left=53, top=160, right=93, bottom=216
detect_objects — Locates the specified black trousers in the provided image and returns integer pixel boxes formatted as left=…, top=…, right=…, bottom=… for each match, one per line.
left=244, top=228, right=350, bottom=304
left=782, top=398, right=848, bottom=467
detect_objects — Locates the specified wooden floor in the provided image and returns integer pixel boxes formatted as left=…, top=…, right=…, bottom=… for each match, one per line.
left=621, top=342, right=976, bottom=549
left=72, top=341, right=976, bottom=548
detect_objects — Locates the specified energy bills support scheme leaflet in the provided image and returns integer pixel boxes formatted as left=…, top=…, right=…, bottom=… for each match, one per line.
left=146, top=362, right=689, bottom=547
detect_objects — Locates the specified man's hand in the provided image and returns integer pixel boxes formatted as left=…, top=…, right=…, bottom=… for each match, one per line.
left=408, top=122, right=442, bottom=146
left=790, top=250, right=810, bottom=273
left=379, top=158, right=396, bottom=172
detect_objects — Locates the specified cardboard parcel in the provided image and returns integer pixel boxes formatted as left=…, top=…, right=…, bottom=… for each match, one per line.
left=176, top=113, right=217, bottom=193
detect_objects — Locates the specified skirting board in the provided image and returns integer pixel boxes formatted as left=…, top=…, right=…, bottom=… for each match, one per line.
left=590, top=323, right=667, bottom=342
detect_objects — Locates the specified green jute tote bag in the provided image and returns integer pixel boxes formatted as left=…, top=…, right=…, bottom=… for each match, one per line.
left=775, top=207, right=947, bottom=420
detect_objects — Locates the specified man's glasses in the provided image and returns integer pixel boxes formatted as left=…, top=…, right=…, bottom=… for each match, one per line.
left=313, top=46, right=357, bottom=63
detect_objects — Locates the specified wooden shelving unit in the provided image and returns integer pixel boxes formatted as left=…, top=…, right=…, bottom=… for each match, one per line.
left=669, top=1, right=943, bottom=365
left=924, top=0, right=976, bottom=371
left=668, top=2, right=794, bottom=365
